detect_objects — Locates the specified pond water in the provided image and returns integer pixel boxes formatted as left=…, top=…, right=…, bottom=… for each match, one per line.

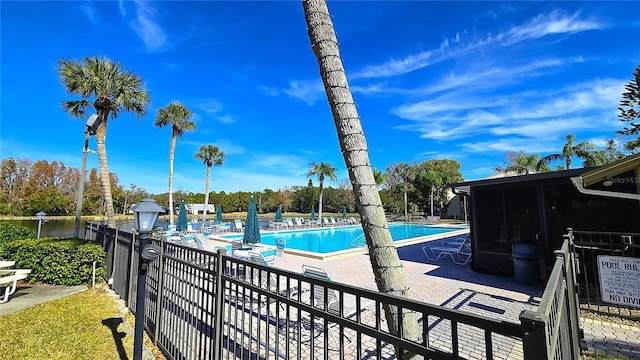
left=0, top=218, right=172, bottom=238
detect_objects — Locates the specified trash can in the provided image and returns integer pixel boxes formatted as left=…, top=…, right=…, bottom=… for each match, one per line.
left=512, top=244, right=539, bottom=285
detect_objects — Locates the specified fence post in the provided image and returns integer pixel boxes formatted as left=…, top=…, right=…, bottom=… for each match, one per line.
left=520, top=310, right=549, bottom=360
left=213, top=250, right=226, bottom=360
left=153, top=239, right=165, bottom=345
left=559, top=238, right=582, bottom=359
left=128, top=231, right=138, bottom=309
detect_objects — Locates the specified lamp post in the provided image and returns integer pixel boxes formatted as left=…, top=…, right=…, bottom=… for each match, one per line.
left=74, top=114, right=101, bottom=239
left=36, top=211, right=46, bottom=239
left=131, top=199, right=164, bottom=360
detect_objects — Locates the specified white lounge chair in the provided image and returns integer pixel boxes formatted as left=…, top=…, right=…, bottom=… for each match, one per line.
left=231, top=219, right=244, bottom=232
left=275, top=238, right=286, bottom=262
left=422, top=234, right=472, bottom=265
left=0, top=273, right=28, bottom=303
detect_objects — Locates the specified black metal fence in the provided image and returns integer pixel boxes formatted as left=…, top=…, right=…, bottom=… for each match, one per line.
left=87, top=223, right=581, bottom=360
left=519, top=239, right=581, bottom=360
left=567, top=229, right=640, bottom=320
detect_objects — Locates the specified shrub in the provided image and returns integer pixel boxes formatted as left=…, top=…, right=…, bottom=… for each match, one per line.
left=0, top=237, right=106, bottom=285
left=0, top=223, right=35, bottom=242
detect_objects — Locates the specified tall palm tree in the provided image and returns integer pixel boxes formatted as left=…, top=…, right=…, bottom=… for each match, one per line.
left=497, top=151, right=548, bottom=175
left=302, top=0, right=421, bottom=356
left=306, top=161, right=337, bottom=222
left=539, top=134, right=597, bottom=170
left=390, top=162, right=413, bottom=221
left=58, top=56, right=149, bottom=228
left=372, top=167, right=386, bottom=188
left=194, top=145, right=224, bottom=223
left=155, top=102, right=196, bottom=225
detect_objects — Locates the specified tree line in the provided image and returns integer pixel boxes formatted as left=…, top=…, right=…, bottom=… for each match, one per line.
left=0, top=155, right=463, bottom=219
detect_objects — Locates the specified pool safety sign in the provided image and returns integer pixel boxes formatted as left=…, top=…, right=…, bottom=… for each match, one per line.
left=598, top=255, right=640, bottom=308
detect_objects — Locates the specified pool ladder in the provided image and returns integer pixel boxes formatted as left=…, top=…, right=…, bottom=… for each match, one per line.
left=350, top=233, right=367, bottom=248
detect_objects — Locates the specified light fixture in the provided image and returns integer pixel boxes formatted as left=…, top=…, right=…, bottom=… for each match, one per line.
left=141, top=244, right=162, bottom=262
left=36, top=211, right=46, bottom=239
left=132, top=199, right=164, bottom=233
left=130, top=198, right=164, bottom=360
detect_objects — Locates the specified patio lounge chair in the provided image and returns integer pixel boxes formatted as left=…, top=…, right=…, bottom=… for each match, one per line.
left=296, top=265, right=375, bottom=348
left=181, top=232, right=204, bottom=249
left=231, top=219, right=243, bottom=232
left=275, top=238, right=286, bottom=262
left=422, top=234, right=472, bottom=265
left=226, top=251, right=289, bottom=316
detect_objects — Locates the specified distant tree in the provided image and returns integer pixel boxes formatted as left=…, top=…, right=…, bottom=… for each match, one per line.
left=0, top=158, right=31, bottom=215
left=413, top=159, right=463, bottom=216
left=617, top=65, right=640, bottom=152
left=497, top=151, right=548, bottom=175
left=337, top=180, right=356, bottom=212
left=155, top=102, right=196, bottom=225
left=84, top=169, right=104, bottom=215
left=603, top=139, right=626, bottom=163
left=372, top=168, right=386, bottom=188
left=387, top=162, right=414, bottom=221
left=194, top=144, right=224, bottom=223
left=302, top=0, right=421, bottom=356
left=538, top=134, right=597, bottom=169
left=58, top=56, right=150, bottom=227
left=27, top=186, right=70, bottom=215
left=581, top=150, right=608, bottom=167
left=306, top=161, right=337, bottom=221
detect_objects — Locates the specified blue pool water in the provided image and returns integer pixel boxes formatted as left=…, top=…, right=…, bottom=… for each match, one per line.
left=221, top=223, right=458, bottom=254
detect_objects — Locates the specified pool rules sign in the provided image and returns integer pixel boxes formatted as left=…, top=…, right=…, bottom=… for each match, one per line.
left=598, top=255, right=640, bottom=308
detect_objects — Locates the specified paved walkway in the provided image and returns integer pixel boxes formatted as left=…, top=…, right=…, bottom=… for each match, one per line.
left=0, top=284, right=87, bottom=316
left=581, top=317, right=640, bottom=359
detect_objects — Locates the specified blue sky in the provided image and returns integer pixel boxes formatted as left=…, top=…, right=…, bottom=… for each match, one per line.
left=2, top=1, right=639, bottom=194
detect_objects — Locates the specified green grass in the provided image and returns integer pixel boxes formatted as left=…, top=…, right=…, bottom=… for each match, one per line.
left=0, top=286, right=158, bottom=360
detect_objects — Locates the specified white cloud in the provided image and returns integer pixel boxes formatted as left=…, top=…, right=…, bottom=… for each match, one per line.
left=282, top=80, right=325, bottom=105
left=352, top=10, right=601, bottom=79
left=392, top=78, right=625, bottom=142
left=197, top=99, right=223, bottom=114
left=130, top=0, right=167, bottom=52
left=461, top=138, right=556, bottom=154
left=501, top=10, right=601, bottom=46
left=216, top=115, right=235, bottom=124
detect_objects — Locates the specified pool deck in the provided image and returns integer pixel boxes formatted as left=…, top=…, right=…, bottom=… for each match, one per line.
left=204, top=228, right=638, bottom=359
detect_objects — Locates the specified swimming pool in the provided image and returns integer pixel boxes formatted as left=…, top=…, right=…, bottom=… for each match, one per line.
left=218, top=223, right=466, bottom=255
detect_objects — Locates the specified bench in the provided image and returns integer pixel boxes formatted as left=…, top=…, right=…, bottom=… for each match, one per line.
left=0, top=273, right=28, bottom=303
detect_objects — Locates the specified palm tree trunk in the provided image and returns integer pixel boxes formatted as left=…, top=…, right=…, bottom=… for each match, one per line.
left=318, top=181, right=324, bottom=222
left=403, top=182, right=408, bottom=221
left=168, top=135, right=177, bottom=225
left=95, top=113, right=116, bottom=228
left=203, top=165, right=211, bottom=223
left=302, top=0, right=422, bottom=357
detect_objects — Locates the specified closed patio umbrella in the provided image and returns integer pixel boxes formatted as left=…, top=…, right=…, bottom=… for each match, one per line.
left=216, top=204, right=223, bottom=223
left=311, top=207, right=316, bottom=220
left=343, top=206, right=347, bottom=219
left=176, top=201, right=188, bottom=232
left=274, top=205, right=283, bottom=222
left=243, top=196, right=261, bottom=244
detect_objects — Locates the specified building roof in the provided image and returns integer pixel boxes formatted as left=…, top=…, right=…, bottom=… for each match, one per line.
left=576, top=153, right=640, bottom=187
left=451, top=167, right=592, bottom=194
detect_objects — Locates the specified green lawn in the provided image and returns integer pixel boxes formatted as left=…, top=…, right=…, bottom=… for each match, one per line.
left=0, top=286, right=161, bottom=359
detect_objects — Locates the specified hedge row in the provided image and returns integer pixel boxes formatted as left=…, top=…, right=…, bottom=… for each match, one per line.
left=0, top=224, right=105, bottom=286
